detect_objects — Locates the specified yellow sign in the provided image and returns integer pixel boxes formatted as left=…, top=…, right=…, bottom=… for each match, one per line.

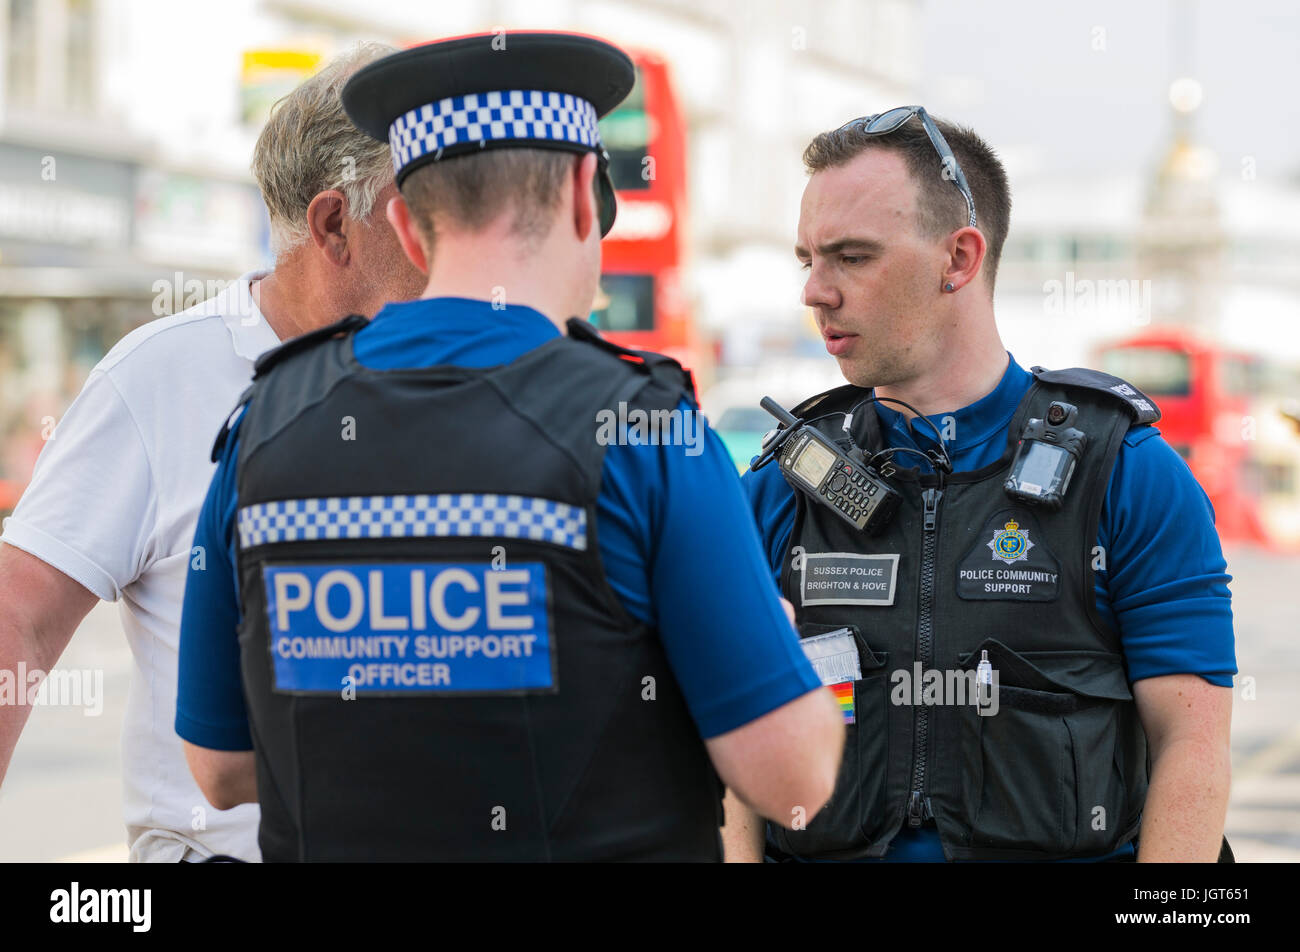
left=240, top=48, right=324, bottom=125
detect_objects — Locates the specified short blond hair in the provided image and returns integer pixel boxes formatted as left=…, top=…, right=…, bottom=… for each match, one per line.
left=251, top=42, right=396, bottom=258
left=400, top=148, right=574, bottom=249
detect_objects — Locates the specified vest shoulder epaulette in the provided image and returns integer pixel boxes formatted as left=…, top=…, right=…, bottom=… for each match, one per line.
left=1029, top=366, right=1161, bottom=425
left=210, top=384, right=254, bottom=462
left=252, top=313, right=368, bottom=379
left=211, top=313, right=367, bottom=462
left=564, top=317, right=697, bottom=402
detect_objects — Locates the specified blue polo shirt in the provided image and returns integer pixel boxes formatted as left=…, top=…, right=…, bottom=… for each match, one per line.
left=743, top=352, right=1237, bottom=862
left=177, top=297, right=821, bottom=752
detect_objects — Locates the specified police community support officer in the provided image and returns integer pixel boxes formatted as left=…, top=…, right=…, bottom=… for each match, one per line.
left=174, top=32, right=844, bottom=862
left=731, top=108, right=1236, bottom=863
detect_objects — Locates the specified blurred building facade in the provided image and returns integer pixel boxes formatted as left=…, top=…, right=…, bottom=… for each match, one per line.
left=16, top=1, right=1297, bottom=522
left=0, top=0, right=270, bottom=506
left=0, top=0, right=921, bottom=506
left=992, top=136, right=1300, bottom=372
left=985, top=86, right=1300, bottom=547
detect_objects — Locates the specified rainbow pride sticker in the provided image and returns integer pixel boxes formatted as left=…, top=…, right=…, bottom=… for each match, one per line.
left=830, top=681, right=855, bottom=724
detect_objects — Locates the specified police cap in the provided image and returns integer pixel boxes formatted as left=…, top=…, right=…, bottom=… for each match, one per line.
left=341, top=31, right=635, bottom=236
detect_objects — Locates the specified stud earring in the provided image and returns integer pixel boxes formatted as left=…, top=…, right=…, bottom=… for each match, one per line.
left=944, top=282, right=955, bottom=292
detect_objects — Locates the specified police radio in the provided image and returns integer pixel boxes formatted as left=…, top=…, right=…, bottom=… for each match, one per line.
left=755, top=397, right=902, bottom=535
left=1004, top=401, right=1086, bottom=511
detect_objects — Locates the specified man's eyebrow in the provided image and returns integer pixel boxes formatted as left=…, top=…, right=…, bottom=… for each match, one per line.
left=794, top=237, right=886, bottom=258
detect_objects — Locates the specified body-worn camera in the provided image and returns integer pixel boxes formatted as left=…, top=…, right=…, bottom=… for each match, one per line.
left=757, top=397, right=902, bottom=534
left=1004, top=400, right=1087, bottom=510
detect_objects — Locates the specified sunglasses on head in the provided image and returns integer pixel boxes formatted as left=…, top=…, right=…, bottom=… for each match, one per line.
left=836, top=105, right=977, bottom=229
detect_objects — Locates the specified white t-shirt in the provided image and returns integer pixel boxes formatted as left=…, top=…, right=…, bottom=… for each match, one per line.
left=1, top=271, right=280, bottom=861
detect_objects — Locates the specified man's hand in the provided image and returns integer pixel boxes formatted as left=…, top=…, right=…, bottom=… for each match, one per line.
left=0, top=543, right=98, bottom=785
left=1133, top=673, right=1232, bottom=862
left=721, top=787, right=766, bottom=862
left=779, top=597, right=797, bottom=628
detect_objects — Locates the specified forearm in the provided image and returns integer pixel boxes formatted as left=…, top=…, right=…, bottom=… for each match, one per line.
left=0, top=546, right=97, bottom=785
left=1137, top=736, right=1230, bottom=862
left=721, top=787, right=766, bottom=862
left=208, top=763, right=258, bottom=810
left=183, top=742, right=258, bottom=810
left=1, top=610, right=76, bottom=785
left=0, top=621, right=42, bottom=785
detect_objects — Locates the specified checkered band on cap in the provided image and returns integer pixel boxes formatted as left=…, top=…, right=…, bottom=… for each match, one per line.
left=238, top=494, right=587, bottom=551
left=388, top=89, right=603, bottom=176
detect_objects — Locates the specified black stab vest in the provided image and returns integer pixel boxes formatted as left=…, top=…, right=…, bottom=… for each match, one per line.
left=773, top=367, right=1160, bottom=861
left=219, top=315, right=723, bottom=862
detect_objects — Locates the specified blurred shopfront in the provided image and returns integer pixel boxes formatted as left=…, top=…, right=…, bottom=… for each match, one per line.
left=0, top=139, right=267, bottom=511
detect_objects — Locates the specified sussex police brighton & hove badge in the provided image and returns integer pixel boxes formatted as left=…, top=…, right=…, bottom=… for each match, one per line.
left=988, top=518, right=1034, bottom=565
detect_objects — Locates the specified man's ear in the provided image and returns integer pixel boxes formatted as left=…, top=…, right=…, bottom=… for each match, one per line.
left=942, top=225, right=988, bottom=294
left=306, top=189, right=349, bottom=266
left=571, top=152, right=599, bottom=243
left=386, top=193, right=429, bottom=274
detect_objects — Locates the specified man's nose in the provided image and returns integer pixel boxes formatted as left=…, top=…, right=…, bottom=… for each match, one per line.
left=802, top=263, right=840, bottom=311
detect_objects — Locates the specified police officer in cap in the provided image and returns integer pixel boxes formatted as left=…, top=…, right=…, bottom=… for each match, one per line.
left=731, top=107, right=1236, bottom=863
left=176, top=31, right=843, bottom=862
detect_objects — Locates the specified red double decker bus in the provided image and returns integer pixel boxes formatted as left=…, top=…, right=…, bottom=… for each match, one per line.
left=1097, top=328, right=1300, bottom=549
left=593, top=51, right=708, bottom=379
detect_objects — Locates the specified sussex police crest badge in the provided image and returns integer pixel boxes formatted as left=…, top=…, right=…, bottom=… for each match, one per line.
left=988, top=518, right=1034, bottom=565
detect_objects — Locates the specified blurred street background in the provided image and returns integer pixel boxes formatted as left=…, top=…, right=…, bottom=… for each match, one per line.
left=1, top=0, right=1298, bottom=860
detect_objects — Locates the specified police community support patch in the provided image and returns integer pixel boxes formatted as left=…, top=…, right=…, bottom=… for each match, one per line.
left=955, top=508, right=1061, bottom=601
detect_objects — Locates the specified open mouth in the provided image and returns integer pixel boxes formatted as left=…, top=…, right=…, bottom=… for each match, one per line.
left=823, top=331, right=858, bottom=356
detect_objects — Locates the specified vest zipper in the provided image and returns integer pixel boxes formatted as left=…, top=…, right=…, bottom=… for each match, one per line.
left=907, top=487, right=943, bottom=827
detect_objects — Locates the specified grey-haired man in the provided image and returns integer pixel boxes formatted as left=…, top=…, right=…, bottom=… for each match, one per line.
left=0, top=43, right=424, bottom=861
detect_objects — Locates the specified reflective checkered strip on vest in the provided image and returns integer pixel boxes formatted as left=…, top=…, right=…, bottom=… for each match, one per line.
left=237, top=494, right=588, bottom=550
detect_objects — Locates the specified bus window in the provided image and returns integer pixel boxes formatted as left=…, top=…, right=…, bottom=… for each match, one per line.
left=591, top=274, right=655, bottom=332
left=1263, top=363, right=1300, bottom=400
left=1265, top=462, right=1296, bottom=495
left=1101, top=347, right=1191, bottom=397
left=599, top=69, right=651, bottom=192
left=1221, top=356, right=1257, bottom=397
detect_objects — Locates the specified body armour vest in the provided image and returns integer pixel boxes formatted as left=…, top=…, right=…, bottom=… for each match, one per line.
left=773, top=367, right=1161, bottom=861
left=219, top=315, right=723, bottom=862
